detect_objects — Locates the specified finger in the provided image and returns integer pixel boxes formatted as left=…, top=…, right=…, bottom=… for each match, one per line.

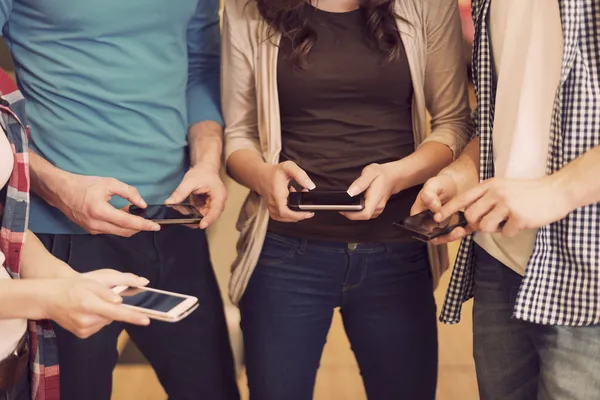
left=276, top=207, right=314, bottom=223
left=88, top=290, right=151, bottom=325
left=99, top=204, right=160, bottom=232
left=88, top=222, right=140, bottom=237
left=429, top=226, right=470, bottom=245
left=86, top=270, right=150, bottom=288
left=347, top=167, right=378, bottom=197
left=479, top=205, right=510, bottom=233
left=199, top=187, right=227, bottom=229
left=281, top=162, right=316, bottom=190
left=419, top=186, right=444, bottom=213
left=165, top=177, right=195, bottom=205
left=462, top=193, right=498, bottom=228
left=107, top=180, right=147, bottom=209
left=437, top=185, right=488, bottom=222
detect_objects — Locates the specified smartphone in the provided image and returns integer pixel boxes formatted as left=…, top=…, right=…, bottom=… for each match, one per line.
left=112, top=286, right=199, bottom=323
left=129, top=204, right=203, bottom=224
left=394, top=210, right=468, bottom=242
left=287, top=191, right=365, bottom=212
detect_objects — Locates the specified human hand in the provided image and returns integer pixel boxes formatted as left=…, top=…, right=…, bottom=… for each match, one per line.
left=55, top=174, right=160, bottom=237
left=411, top=173, right=472, bottom=245
left=436, top=176, right=569, bottom=237
left=342, top=163, right=396, bottom=220
left=258, top=161, right=316, bottom=222
left=43, top=271, right=151, bottom=339
left=165, top=163, right=227, bottom=229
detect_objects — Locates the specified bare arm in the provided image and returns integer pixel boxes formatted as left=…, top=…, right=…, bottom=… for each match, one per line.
left=19, top=230, right=78, bottom=280
left=226, top=149, right=272, bottom=195
left=28, top=150, right=158, bottom=236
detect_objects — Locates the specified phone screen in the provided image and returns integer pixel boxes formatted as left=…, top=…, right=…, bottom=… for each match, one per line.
left=298, top=192, right=360, bottom=206
left=120, top=287, right=186, bottom=313
left=129, top=204, right=202, bottom=221
left=398, top=210, right=467, bottom=238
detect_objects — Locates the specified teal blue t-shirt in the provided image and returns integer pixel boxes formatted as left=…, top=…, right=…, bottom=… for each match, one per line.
left=0, top=0, right=222, bottom=234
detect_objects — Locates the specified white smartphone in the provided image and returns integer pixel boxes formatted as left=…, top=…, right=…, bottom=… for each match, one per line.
left=112, top=286, right=199, bottom=323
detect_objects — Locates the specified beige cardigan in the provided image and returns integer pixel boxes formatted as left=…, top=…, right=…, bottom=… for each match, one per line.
left=222, top=0, right=473, bottom=304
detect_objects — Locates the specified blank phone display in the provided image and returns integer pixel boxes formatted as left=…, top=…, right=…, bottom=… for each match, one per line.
left=130, top=205, right=201, bottom=221
left=299, top=192, right=359, bottom=206
left=120, top=288, right=186, bottom=313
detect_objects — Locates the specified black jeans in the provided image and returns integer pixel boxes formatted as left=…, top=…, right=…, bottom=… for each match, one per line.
left=38, top=226, right=239, bottom=400
left=240, top=233, right=438, bottom=400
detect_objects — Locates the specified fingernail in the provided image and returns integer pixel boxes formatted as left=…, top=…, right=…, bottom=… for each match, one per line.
left=138, top=278, right=150, bottom=286
left=140, top=199, right=147, bottom=208
left=141, top=317, right=150, bottom=326
left=305, top=179, right=316, bottom=190
left=434, top=213, right=443, bottom=222
left=164, top=198, right=173, bottom=204
left=151, top=224, right=161, bottom=231
left=305, top=213, right=314, bottom=219
left=347, top=187, right=358, bottom=197
left=112, top=296, right=122, bottom=304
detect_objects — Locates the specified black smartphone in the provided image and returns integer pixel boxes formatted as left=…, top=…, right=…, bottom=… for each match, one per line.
left=394, top=210, right=467, bottom=242
left=287, top=191, right=364, bottom=212
left=129, top=204, right=203, bottom=224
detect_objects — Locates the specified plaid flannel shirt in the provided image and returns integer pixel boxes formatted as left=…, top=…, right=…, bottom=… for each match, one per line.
left=441, top=0, right=600, bottom=327
left=0, top=70, right=60, bottom=399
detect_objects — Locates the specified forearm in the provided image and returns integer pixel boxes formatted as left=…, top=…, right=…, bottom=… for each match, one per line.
left=29, top=150, right=71, bottom=208
left=226, top=149, right=269, bottom=194
left=0, top=279, right=50, bottom=320
left=20, top=230, right=77, bottom=280
left=437, top=137, right=480, bottom=193
left=188, top=121, right=223, bottom=171
left=551, top=144, right=600, bottom=212
left=387, top=142, right=454, bottom=194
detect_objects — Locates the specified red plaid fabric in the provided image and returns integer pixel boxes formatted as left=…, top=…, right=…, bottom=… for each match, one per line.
left=0, top=69, right=60, bottom=400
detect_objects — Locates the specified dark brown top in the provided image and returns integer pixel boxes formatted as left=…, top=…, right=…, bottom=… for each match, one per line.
left=268, top=7, right=421, bottom=243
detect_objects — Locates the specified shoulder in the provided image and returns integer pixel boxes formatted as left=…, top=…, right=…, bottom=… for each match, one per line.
left=223, top=0, right=262, bottom=30
left=422, top=0, right=460, bottom=23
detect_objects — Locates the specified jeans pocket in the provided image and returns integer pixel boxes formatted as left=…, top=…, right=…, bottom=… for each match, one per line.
left=258, top=234, right=299, bottom=266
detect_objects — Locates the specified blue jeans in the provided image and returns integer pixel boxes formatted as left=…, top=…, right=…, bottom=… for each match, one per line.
left=473, top=244, right=600, bottom=400
left=240, top=233, right=438, bottom=400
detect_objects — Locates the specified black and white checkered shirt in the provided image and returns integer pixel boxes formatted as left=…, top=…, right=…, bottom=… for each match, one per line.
left=441, top=0, right=600, bottom=326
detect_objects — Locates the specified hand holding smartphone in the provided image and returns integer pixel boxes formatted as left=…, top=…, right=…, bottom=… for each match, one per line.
left=287, top=191, right=364, bottom=212
left=128, top=204, right=203, bottom=225
left=394, top=210, right=468, bottom=242
left=112, top=286, right=199, bottom=323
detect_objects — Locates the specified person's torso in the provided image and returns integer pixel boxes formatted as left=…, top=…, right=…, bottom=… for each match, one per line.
left=474, top=0, right=563, bottom=275
left=0, top=126, right=27, bottom=361
left=269, top=7, right=419, bottom=243
left=5, top=0, right=200, bottom=233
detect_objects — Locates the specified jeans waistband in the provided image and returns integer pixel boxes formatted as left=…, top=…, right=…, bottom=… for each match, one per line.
left=265, top=232, right=425, bottom=254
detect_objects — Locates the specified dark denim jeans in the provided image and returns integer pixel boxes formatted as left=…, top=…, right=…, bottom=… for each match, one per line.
left=240, top=233, right=438, bottom=400
left=38, top=226, right=239, bottom=400
left=473, top=244, right=600, bottom=400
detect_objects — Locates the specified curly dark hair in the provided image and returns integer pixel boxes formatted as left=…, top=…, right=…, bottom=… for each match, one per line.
left=255, top=0, right=403, bottom=68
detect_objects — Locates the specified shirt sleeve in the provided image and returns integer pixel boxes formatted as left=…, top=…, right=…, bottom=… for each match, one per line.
left=420, top=0, right=474, bottom=159
left=186, top=0, right=223, bottom=128
left=221, top=5, right=262, bottom=162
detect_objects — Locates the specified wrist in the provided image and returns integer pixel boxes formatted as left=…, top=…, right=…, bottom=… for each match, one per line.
left=382, top=161, right=408, bottom=195
left=547, top=172, right=577, bottom=216
left=439, top=162, right=478, bottom=195
left=255, top=163, right=275, bottom=196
